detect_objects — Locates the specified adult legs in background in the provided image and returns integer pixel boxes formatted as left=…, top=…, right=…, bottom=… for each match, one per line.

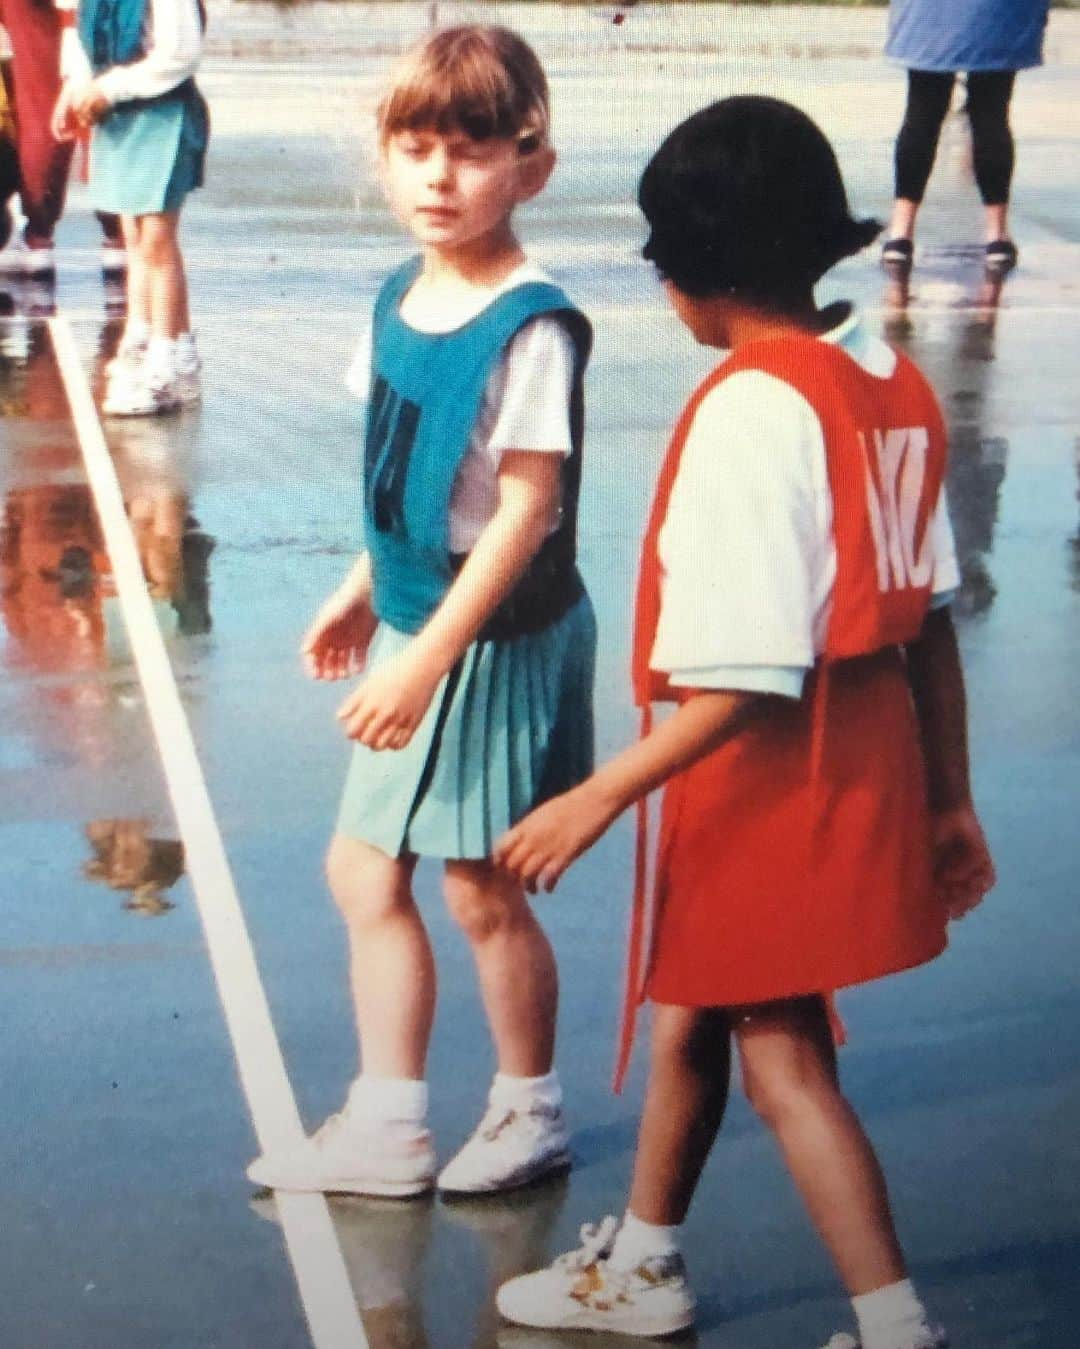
left=886, top=69, right=956, bottom=250
left=966, top=70, right=1017, bottom=243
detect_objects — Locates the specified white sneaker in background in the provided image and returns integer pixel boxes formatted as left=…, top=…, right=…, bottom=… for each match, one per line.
left=101, top=366, right=182, bottom=417
left=438, top=1101, right=571, bottom=1196
left=820, top=1328, right=948, bottom=1349
left=0, top=234, right=55, bottom=277
left=495, top=1215, right=696, bottom=1337
left=246, top=1099, right=436, bottom=1197
left=105, top=338, right=148, bottom=382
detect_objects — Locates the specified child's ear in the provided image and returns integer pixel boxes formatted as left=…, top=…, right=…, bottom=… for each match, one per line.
left=517, top=145, right=556, bottom=203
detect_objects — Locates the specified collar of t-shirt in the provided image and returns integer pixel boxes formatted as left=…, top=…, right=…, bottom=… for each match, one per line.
left=344, top=260, right=554, bottom=398
left=820, top=305, right=898, bottom=379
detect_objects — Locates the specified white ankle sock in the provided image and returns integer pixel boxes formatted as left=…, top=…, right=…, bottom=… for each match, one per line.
left=145, top=335, right=176, bottom=378
left=853, top=1279, right=932, bottom=1349
left=490, top=1069, right=562, bottom=1113
left=346, top=1075, right=428, bottom=1124
left=607, top=1210, right=681, bottom=1273
left=121, top=318, right=150, bottom=350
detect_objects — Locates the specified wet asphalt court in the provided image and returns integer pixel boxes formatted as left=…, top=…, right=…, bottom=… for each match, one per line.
left=1, top=5, right=1079, bottom=1347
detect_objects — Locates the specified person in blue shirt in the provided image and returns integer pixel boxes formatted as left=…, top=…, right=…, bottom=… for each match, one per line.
left=247, top=24, right=596, bottom=1204
left=881, top=0, right=1050, bottom=274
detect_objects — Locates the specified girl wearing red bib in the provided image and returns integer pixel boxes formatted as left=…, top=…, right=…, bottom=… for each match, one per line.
left=495, top=98, right=995, bottom=1349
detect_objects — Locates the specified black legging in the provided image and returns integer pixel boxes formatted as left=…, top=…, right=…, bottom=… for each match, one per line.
left=895, top=68, right=1017, bottom=206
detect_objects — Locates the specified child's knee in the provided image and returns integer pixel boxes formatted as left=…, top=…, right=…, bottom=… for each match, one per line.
left=739, top=1041, right=836, bottom=1128
left=442, top=862, right=522, bottom=943
left=138, top=219, right=180, bottom=269
left=325, top=834, right=412, bottom=927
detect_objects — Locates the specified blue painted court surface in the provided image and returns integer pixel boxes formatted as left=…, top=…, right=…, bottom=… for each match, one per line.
left=1, top=6, right=1079, bottom=1346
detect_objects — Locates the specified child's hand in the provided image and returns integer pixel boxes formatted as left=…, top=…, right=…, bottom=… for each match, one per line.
left=336, top=650, right=441, bottom=751
left=495, top=784, right=617, bottom=893
left=50, top=83, right=82, bottom=142
left=931, top=802, right=996, bottom=919
left=72, top=80, right=111, bottom=128
left=301, top=591, right=378, bottom=680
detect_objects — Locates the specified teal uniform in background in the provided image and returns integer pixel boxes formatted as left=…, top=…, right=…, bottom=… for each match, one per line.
left=79, top=0, right=208, bottom=215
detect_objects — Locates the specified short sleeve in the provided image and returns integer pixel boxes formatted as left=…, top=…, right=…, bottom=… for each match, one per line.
left=481, top=316, right=575, bottom=462
left=345, top=323, right=372, bottom=400
left=651, top=371, right=830, bottom=698
left=929, top=484, right=961, bottom=607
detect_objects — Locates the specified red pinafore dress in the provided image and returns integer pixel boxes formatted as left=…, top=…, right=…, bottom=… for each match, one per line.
left=615, top=335, right=951, bottom=1085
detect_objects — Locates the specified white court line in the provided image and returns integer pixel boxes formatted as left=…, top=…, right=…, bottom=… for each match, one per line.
left=48, top=316, right=369, bottom=1349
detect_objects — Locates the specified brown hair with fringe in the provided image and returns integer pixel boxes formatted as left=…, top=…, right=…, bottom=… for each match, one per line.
left=377, top=25, right=550, bottom=153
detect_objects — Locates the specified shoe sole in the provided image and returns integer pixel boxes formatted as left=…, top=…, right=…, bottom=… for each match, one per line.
left=102, top=404, right=182, bottom=418
left=437, top=1148, right=572, bottom=1198
left=246, top=1168, right=435, bottom=1199
left=496, top=1302, right=695, bottom=1338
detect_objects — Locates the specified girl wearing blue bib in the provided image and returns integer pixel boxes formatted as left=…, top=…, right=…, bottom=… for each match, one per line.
left=247, top=25, right=596, bottom=1202
left=51, top=0, right=207, bottom=415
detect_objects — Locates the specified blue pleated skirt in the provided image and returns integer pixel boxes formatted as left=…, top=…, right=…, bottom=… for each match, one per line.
left=336, top=593, right=596, bottom=860
left=89, top=89, right=209, bottom=216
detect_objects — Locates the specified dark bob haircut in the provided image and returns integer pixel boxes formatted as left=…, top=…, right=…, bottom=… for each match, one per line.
left=639, top=96, right=881, bottom=303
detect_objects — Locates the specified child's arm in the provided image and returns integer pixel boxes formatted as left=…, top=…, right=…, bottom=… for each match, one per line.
left=495, top=688, right=764, bottom=892
left=904, top=605, right=996, bottom=917
left=302, top=553, right=378, bottom=681
left=336, top=451, right=561, bottom=751
left=69, top=0, right=201, bottom=127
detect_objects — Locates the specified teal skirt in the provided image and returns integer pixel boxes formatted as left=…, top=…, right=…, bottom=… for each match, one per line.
left=89, top=88, right=209, bottom=216
left=336, top=594, right=596, bottom=860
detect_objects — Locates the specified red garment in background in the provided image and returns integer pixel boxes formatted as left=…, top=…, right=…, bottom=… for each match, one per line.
left=0, top=0, right=73, bottom=240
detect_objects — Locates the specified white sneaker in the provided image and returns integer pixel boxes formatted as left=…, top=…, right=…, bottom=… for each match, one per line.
left=102, top=365, right=181, bottom=417
left=0, top=234, right=55, bottom=277
left=246, top=1106, right=436, bottom=1198
left=820, top=1328, right=948, bottom=1349
left=496, top=1216, right=696, bottom=1337
left=104, top=339, right=148, bottom=382
left=438, top=1101, right=571, bottom=1196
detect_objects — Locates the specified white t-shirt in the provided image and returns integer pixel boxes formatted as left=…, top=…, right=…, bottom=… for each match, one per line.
left=651, top=310, right=960, bottom=699
left=346, top=262, right=575, bottom=553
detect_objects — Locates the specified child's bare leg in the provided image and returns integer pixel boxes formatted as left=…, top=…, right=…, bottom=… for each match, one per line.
left=734, top=995, right=907, bottom=1295
left=443, top=858, right=556, bottom=1075
left=138, top=211, right=189, bottom=338
left=121, top=216, right=150, bottom=328
left=327, top=834, right=434, bottom=1079
left=437, top=858, right=568, bottom=1193
left=626, top=1004, right=732, bottom=1225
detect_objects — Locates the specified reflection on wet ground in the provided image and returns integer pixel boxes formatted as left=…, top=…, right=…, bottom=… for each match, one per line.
left=2, top=24, right=1080, bottom=1349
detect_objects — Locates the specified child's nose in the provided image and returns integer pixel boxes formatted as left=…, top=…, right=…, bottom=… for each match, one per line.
left=427, top=147, right=454, bottom=188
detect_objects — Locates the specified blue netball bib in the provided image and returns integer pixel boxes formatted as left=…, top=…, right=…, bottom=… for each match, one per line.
left=363, top=259, right=591, bottom=635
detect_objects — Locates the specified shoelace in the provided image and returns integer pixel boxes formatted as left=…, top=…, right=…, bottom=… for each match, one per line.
left=553, top=1216, right=620, bottom=1275
left=477, top=1102, right=559, bottom=1142
left=477, top=1105, right=518, bottom=1141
